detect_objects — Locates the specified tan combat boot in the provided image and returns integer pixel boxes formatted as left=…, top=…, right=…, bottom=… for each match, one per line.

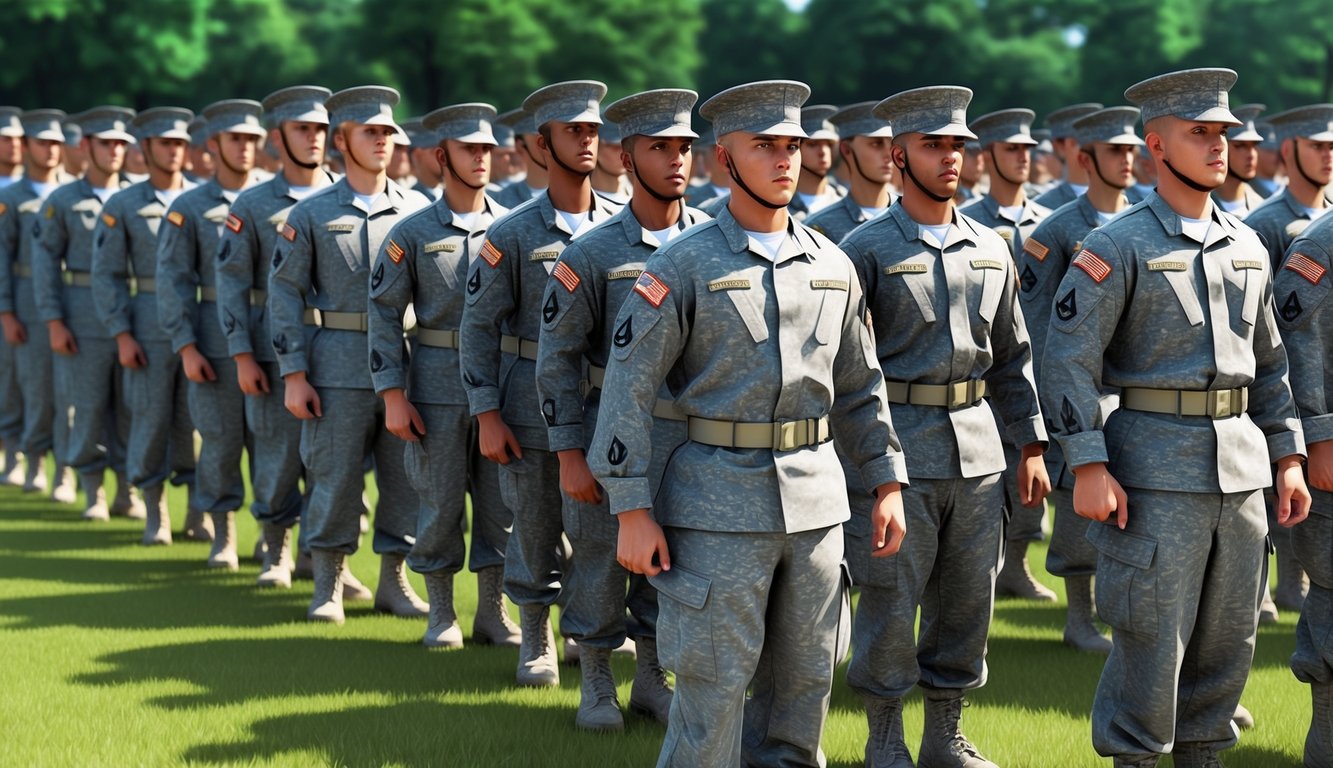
left=109, top=472, right=145, bottom=518
left=516, top=604, right=559, bottom=687
left=181, top=506, right=214, bottom=542
left=919, top=687, right=998, bottom=768
left=307, top=549, right=346, bottom=624
left=628, top=636, right=672, bottom=725
left=206, top=511, right=238, bottom=570
left=471, top=566, right=521, bottom=646
left=140, top=484, right=172, bottom=546
left=422, top=570, right=463, bottom=649
left=80, top=471, right=109, bottom=521
left=995, top=539, right=1057, bottom=601
left=1063, top=574, right=1112, bottom=654
left=256, top=524, right=293, bottom=588
left=50, top=464, right=78, bottom=504
left=373, top=553, right=429, bottom=617
left=575, top=645, right=623, bottom=731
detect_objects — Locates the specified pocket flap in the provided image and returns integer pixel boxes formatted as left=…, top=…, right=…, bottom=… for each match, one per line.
left=1086, top=524, right=1156, bottom=570
left=649, top=563, right=711, bottom=610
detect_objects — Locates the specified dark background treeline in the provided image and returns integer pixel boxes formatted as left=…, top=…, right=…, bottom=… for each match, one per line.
left=3, top=0, right=1329, bottom=120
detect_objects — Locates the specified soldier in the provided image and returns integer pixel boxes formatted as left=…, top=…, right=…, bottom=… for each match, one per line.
left=62, top=118, right=87, bottom=179
left=489, top=119, right=521, bottom=189
left=1043, top=68, right=1309, bottom=767
left=156, top=99, right=267, bottom=570
left=957, top=108, right=1056, bottom=604
left=402, top=118, right=444, bottom=201
left=387, top=128, right=414, bottom=188
left=838, top=87, right=1049, bottom=768
left=0, top=110, right=67, bottom=495
left=1253, top=121, right=1283, bottom=199
left=268, top=85, right=431, bottom=624
left=1034, top=103, right=1103, bottom=210
left=590, top=119, right=632, bottom=203
left=367, top=101, right=520, bottom=649
left=789, top=104, right=843, bottom=221
left=534, top=88, right=705, bottom=730
left=954, top=140, right=984, bottom=204
left=186, top=117, right=214, bottom=184
left=216, top=86, right=338, bottom=586
left=684, top=128, right=730, bottom=208
left=33, top=107, right=136, bottom=514
left=0, top=108, right=22, bottom=187
left=1017, top=106, right=1142, bottom=653
left=1129, top=144, right=1157, bottom=202
left=92, top=107, right=203, bottom=545
left=587, top=79, right=904, bottom=768
left=1239, top=103, right=1333, bottom=618
left=0, top=108, right=26, bottom=484
left=805, top=101, right=895, bottom=243
left=1276, top=212, right=1333, bottom=768
left=493, top=108, right=547, bottom=209
left=460, top=80, right=620, bottom=686
left=1211, top=104, right=1267, bottom=216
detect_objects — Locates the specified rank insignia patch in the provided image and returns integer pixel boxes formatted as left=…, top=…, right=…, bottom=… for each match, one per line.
left=1023, top=239, right=1049, bottom=262
left=167, top=211, right=185, bottom=227
left=1281, top=291, right=1303, bottom=322
left=1056, top=288, right=1077, bottom=320
left=386, top=239, right=405, bottom=265
left=281, top=223, right=297, bottom=242
left=479, top=239, right=503, bottom=268
left=101, top=213, right=117, bottom=228
left=225, top=213, right=243, bottom=233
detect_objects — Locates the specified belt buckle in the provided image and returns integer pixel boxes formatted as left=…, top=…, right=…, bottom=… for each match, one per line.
left=1208, top=389, right=1232, bottom=419
left=775, top=421, right=798, bottom=452
left=947, top=380, right=971, bottom=411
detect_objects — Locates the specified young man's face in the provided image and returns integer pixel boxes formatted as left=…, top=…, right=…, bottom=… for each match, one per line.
left=1152, top=118, right=1229, bottom=190
left=209, top=131, right=258, bottom=173
left=893, top=133, right=963, bottom=200
left=841, top=136, right=894, bottom=184
left=959, top=146, right=984, bottom=186
left=625, top=136, right=693, bottom=200
left=986, top=142, right=1032, bottom=186
left=278, top=121, right=328, bottom=167
left=800, top=138, right=835, bottom=176
left=1081, top=143, right=1136, bottom=190
left=145, top=137, right=188, bottom=174
left=0, top=135, right=22, bottom=166
left=86, top=137, right=128, bottom=174
left=543, top=121, right=599, bottom=175
left=597, top=140, right=625, bottom=175
left=720, top=132, right=801, bottom=205
left=1289, top=137, right=1333, bottom=187
left=336, top=124, right=395, bottom=173
left=442, top=139, right=493, bottom=188
left=24, top=138, right=62, bottom=172
left=1227, top=139, right=1259, bottom=181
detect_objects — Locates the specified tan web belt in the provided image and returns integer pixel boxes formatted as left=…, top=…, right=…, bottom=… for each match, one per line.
left=585, top=365, right=683, bottom=421
left=130, top=276, right=155, bottom=294
left=885, top=379, right=987, bottom=410
left=500, top=334, right=539, bottom=361
left=11, top=263, right=31, bottom=279
left=62, top=270, right=92, bottom=287
left=1122, top=386, right=1248, bottom=420
left=303, top=308, right=368, bottom=332
left=416, top=327, right=460, bottom=349
left=688, top=415, right=831, bottom=452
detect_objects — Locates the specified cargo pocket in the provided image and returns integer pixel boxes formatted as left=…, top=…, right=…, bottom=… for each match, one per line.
left=1293, top=504, right=1333, bottom=587
left=1087, top=523, right=1158, bottom=637
left=298, top=417, right=318, bottom=469
left=402, top=439, right=430, bottom=498
left=649, top=564, right=715, bottom=682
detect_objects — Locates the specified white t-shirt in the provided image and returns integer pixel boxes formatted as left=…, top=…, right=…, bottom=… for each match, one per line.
left=1304, top=205, right=1331, bottom=220
left=453, top=211, right=480, bottom=232
left=647, top=226, right=679, bottom=245
left=920, top=223, right=952, bottom=249
left=997, top=204, right=1025, bottom=223
left=859, top=206, right=889, bottom=221
left=287, top=184, right=316, bottom=201
left=1180, top=215, right=1211, bottom=243
left=1069, top=183, right=1089, bottom=198
left=92, top=186, right=115, bottom=203
left=556, top=209, right=592, bottom=236
left=1095, top=210, right=1115, bottom=226
left=1217, top=197, right=1247, bottom=214
left=353, top=191, right=381, bottom=210
left=745, top=228, right=787, bottom=261
left=29, top=180, right=57, bottom=200
left=155, top=187, right=185, bottom=207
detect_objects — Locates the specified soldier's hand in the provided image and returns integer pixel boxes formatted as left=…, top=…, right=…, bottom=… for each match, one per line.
left=871, top=482, right=906, bottom=557
left=382, top=389, right=425, bottom=442
left=477, top=410, right=522, bottom=464
left=1018, top=443, right=1051, bottom=508
left=1, top=313, right=25, bottom=346
left=116, top=333, right=146, bottom=369
left=617, top=508, right=670, bottom=576
left=47, top=320, right=77, bottom=355
left=234, top=353, right=269, bottom=395
left=1308, top=440, right=1333, bottom=493
left=180, top=345, right=216, bottom=383
left=283, top=372, right=322, bottom=419
left=557, top=449, right=603, bottom=503
left=1275, top=454, right=1311, bottom=527
left=1072, top=462, right=1128, bottom=529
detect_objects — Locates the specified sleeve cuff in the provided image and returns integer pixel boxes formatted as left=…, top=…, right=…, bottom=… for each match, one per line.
left=226, top=334, right=255, bottom=357
left=603, top=476, right=654, bottom=514
left=1267, top=431, right=1307, bottom=463
left=1302, top=413, right=1333, bottom=445
left=277, top=352, right=308, bottom=378
left=1006, top=415, right=1048, bottom=450
left=547, top=424, right=585, bottom=453
left=1058, top=430, right=1110, bottom=469
left=467, top=386, right=501, bottom=416
left=104, top=317, right=132, bottom=337
left=372, top=369, right=407, bottom=394
left=859, top=452, right=908, bottom=491
left=171, top=333, right=197, bottom=355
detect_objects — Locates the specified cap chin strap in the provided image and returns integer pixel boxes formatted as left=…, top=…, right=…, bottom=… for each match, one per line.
left=800, top=163, right=826, bottom=181
left=898, top=149, right=952, bottom=204
left=1162, top=157, right=1216, bottom=193
left=1293, top=144, right=1329, bottom=191
left=849, top=147, right=887, bottom=187
left=519, top=138, right=547, bottom=172
left=1225, top=165, right=1256, bottom=184
left=987, top=146, right=1026, bottom=188
left=280, top=125, right=321, bottom=171
left=630, top=161, right=683, bottom=204
left=722, top=148, right=786, bottom=210
left=548, top=141, right=591, bottom=179
left=1088, top=151, right=1131, bottom=191
left=444, top=151, right=485, bottom=191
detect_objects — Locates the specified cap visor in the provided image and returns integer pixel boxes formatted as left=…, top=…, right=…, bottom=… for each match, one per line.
left=1307, top=130, right=1333, bottom=142
left=221, top=125, right=268, bottom=137
left=920, top=123, right=977, bottom=140
left=31, top=130, right=64, bottom=142
left=361, top=114, right=400, bottom=129
left=748, top=121, right=807, bottom=139
left=1106, top=136, right=1146, bottom=146
left=995, top=133, right=1038, bottom=145
left=806, top=129, right=839, bottom=141
left=1188, top=107, right=1241, bottom=126
left=93, top=130, right=136, bottom=143
left=860, top=127, right=895, bottom=138
left=1229, top=130, right=1263, bottom=142
left=285, top=110, right=329, bottom=126
left=0, top=128, right=23, bottom=138
left=643, top=126, right=699, bottom=139
left=453, top=130, right=498, bottom=146
left=554, top=109, right=603, bottom=125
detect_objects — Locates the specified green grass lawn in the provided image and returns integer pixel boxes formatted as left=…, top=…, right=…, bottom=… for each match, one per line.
left=0, top=476, right=1309, bottom=767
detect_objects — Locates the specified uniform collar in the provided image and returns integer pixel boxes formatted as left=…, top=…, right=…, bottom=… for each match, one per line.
left=535, top=187, right=619, bottom=236
left=975, top=193, right=1042, bottom=226
left=1275, top=186, right=1333, bottom=219
left=273, top=168, right=337, bottom=201
left=615, top=202, right=706, bottom=248
left=886, top=201, right=981, bottom=250
left=1144, top=190, right=1237, bottom=247
left=335, top=176, right=412, bottom=215
left=715, top=205, right=821, bottom=264
left=433, top=193, right=503, bottom=232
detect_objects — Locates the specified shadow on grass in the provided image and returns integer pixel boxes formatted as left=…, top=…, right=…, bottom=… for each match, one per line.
left=0, top=524, right=150, bottom=553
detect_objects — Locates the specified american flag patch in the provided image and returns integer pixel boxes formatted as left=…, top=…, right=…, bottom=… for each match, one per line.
left=167, top=211, right=185, bottom=228
left=101, top=213, right=117, bottom=228
left=1286, top=253, right=1326, bottom=285
left=552, top=260, right=580, bottom=293
left=479, top=239, right=503, bottom=268
left=386, top=239, right=405, bottom=264
left=1023, top=239, right=1049, bottom=261
left=633, top=271, right=670, bottom=307
left=280, top=223, right=297, bottom=242
left=1072, top=249, right=1111, bottom=283
left=225, top=213, right=243, bottom=233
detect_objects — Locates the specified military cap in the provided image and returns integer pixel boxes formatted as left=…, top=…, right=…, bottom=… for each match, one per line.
left=523, top=81, right=606, bottom=127
left=604, top=89, right=699, bottom=139
left=1072, top=106, right=1144, bottom=147
left=1044, top=103, right=1102, bottom=140
left=1258, top=121, right=1279, bottom=151
left=828, top=101, right=893, bottom=139
left=1267, top=103, right=1333, bottom=143
left=326, top=85, right=401, bottom=129
left=700, top=80, right=810, bottom=139
left=1229, top=103, right=1265, bottom=142
left=600, top=118, right=623, bottom=144
left=1124, top=68, right=1240, bottom=126
left=970, top=108, right=1037, bottom=147
left=61, top=118, right=82, bottom=146
left=398, top=117, right=428, bottom=147
left=79, top=106, right=137, bottom=143
left=422, top=103, right=498, bottom=146
left=262, top=85, right=331, bottom=128
left=202, top=99, right=266, bottom=137
left=20, top=110, right=66, bottom=142
left=132, top=107, right=194, bottom=141
left=188, top=116, right=209, bottom=148
left=492, top=120, right=515, bottom=149
left=802, top=104, right=839, bottom=141
left=497, top=107, right=536, bottom=136
left=1032, top=128, right=1054, bottom=154
left=694, top=126, right=716, bottom=148
left=873, top=85, right=976, bottom=139
left=0, top=107, right=21, bottom=138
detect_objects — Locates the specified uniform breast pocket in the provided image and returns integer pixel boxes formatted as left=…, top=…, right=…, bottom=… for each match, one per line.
left=723, top=288, right=769, bottom=343
left=896, top=270, right=937, bottom=324
left=1238, top=269, right=1262, bottom=328
left=810, top=283, right=847, bottom=348
left=975, top=267, right=1004, bottom=327
left=1160, top=269, right=1206, bottom=327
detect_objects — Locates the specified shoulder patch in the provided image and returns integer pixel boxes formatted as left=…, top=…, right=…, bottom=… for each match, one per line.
left=479, top=239, right=503, bottom=268
left=386, top=239, right=405, bottom=264
left=1071, top=249, right=1111, bottom=283
left=281, top=222, right=297, bottom=242
left=101, top=212, right=117, bottom=228
left=225, top=213, right=243, bottom=233
left=1286, top=253, right=1326, bottom=285
left=633, top=271, right=670, bottom=307
left=552, top=260, right=581, bottom=293
left=167, top=210, right=185, bottom=227
left=1023, top=239, right=1049, bottom=261
left=1281, top=290, right=1304, bottom=322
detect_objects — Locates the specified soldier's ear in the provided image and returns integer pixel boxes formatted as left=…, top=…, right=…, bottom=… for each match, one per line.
left=332, top=129, right=347, bottom=154
left=890, top=143, right=907, bottom=170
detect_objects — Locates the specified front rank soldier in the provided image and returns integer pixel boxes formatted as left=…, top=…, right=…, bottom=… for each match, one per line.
left=805, top=101, right=895, bottom=243
left=1211, top=103, right=1267, bottom=216
left=588, top=79, right=905, bottom=768
left=368, top=102, right=520, bottom=649
left=1045, top=68, right=1308, bottom=768
left=789, top=104, right=843, bottom=220
left=958, top=107, right=1055, bottom=604
left=92, top=107, right=201, bottom=545
left=1034, top=103, right=1103, bottom=210
left=460, top=80, right=619, bottom=687
left=0, top=109, right=27, bottom=482
left=268, top=86, right=431, bottom=625
left=535, top=88, right=706, bottom=731
left=33, top=107, right=137, bottom=514
left=217, top=86, right=337, bottom=587
left=0, top=111, right=67, bottom=495
left=840, top=87, right=1049, bottom=768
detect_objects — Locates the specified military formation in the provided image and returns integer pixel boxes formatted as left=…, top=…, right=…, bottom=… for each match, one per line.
left=0, top=65, right=1330, bottom=768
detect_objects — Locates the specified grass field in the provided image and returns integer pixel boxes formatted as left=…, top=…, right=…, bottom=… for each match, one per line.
left=0, top=474, right=1310, bottom=767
